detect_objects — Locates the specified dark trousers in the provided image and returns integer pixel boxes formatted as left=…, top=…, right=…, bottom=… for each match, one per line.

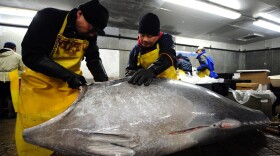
left=0, top=81, right=15, bottom=118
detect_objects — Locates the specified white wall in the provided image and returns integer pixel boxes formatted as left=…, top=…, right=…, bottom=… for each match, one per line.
left=81, top=49, right=120, bottom=82
left=3, top=24, right=279, bottom=80
left=100, top=49, right=120, bottom=79
left=0, top=26, right=27, bottom=55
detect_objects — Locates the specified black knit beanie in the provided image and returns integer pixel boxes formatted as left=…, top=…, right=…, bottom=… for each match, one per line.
left=139, top=13, right=160, bottom=36
left=79, top=0, right=109, bottom=35
left=4, top=42, right=16, bottom=49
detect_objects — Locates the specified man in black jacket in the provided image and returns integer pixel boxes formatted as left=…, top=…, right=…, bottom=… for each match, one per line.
left=16, top=0, right=109, bottom=155
left=126, top=13, right=177, bottom=86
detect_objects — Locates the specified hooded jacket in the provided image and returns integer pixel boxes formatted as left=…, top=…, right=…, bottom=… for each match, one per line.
left=0, top=48, right=24, bottom=82
left=196, top=50, right=218, bottom=78
left=177, top=54, right=192, bottom=74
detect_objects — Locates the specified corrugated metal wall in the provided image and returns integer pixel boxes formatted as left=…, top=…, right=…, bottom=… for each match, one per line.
left=245, top=49, right=280, bottom=75
left=1, top=25, right=278, bottom=78
left=175, top=45, right=245, bottom=74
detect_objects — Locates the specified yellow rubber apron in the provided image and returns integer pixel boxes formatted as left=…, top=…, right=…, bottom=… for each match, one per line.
left=198, top=68, right=210, bottom=78
left=8, top=68, right=20, bottom=112
left=137, top=44, right=177, bottom=79
left=16, top=14, right=89, bottom=156
left=8, top=69, right=19, bottom=112
left=177, top=69, right=186, bottom=80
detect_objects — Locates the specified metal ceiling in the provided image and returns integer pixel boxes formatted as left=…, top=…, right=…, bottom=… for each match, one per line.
left=1, top=0, right=280, bottom=45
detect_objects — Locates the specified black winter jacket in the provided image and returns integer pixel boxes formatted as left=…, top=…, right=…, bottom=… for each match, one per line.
left=22, top=8, right=108, bottom=82
left=126, top=32, right=177, bottom=76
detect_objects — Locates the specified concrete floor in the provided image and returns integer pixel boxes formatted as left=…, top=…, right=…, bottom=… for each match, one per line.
left=0, top=118, right=17, bottom=156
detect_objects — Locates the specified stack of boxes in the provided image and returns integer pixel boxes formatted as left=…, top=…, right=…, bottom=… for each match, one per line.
left=229, top=69, right=274, bottom=118
left=236, top=69, right=270, bottom=91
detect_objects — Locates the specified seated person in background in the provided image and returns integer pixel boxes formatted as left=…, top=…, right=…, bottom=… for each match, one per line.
left=196, top=46, right=218, bottom=78
left=125, top=13, right=177, bottom=86
left=176, top=53, right=192, bottom=76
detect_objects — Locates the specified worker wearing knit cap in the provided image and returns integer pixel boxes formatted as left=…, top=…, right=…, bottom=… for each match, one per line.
left=16, top=0, right=109, bottom=155
left=126, top=13, right=177, bottom=86
left=196, top=46, right=218, bottom=78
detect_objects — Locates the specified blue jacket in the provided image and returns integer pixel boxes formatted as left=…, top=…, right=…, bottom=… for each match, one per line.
left=177, top=54, right=192, bottom=74
left=196, top=50, right=218, bottom=78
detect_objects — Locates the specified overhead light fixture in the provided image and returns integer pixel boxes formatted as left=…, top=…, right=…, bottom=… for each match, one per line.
left=253, top=19, right=280, bottom=33
left=163, top=0, right=241, bottom=19
left=0, top=18, right=33, bottom=27
left=236, top=33, right=264, bottom=41
left=208, top=0, right=240, bottom=10
left=0, top=6, right=37, bottom=18
left=159, top=8, right=172, bottom=12
left=258, top=13, right=280, bottom=24
left=0, top=6, right=37, bottom=26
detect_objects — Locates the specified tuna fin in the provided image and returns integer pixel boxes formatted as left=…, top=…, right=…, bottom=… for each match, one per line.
left=87, top=132, right=140, bottom=148
left=86, top=142, right=135, bottom=156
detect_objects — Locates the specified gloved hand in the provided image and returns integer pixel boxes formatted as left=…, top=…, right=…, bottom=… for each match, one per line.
left=128, top=69, right=155, bottom=86
left=66, top=74, right=87, bottom=89
left=125, top=70, right=137, bottom=77
left=94, top=75, right=108, bottom=82
left=87, top=59, right=109, bottom=82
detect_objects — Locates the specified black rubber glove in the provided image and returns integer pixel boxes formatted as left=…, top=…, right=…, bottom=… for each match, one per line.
left=87, top=59, right=108, bottom=82
left=128, top=69, right=155, bottom=86
left=125, top=70, right=137, bottom=77
left=66, top=74, right=87, bottom=89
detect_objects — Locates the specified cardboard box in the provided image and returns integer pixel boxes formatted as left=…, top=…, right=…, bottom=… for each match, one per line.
left=236, top=83, right=259, bottom=90
left=269, top=75, right=280, bottom=87
left=236, top=70, right=270, bottom=84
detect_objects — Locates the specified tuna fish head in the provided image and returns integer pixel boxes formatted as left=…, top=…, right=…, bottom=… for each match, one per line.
left=23, top=78, right=270, bottom=156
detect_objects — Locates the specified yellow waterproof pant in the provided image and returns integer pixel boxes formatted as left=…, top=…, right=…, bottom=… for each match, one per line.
left=15, top=69, right=79, bottom=156
left=8, top=69, right=19, bottom=112
left=198, top=69, right=210, bottom=78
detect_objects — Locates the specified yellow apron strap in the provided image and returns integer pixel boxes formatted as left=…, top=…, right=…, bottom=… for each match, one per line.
left=137, top=52, right=141, bottom=66
left=59, top=14, right=68, bottom=34
left=8, top=69, right=19, bottom=112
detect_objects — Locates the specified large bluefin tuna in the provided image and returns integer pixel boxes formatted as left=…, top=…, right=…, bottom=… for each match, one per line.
left=23, top=78, right=270, bottom=156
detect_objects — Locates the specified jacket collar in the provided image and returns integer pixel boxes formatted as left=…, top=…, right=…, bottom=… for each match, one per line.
left=196, top=50, right=206, bottom=59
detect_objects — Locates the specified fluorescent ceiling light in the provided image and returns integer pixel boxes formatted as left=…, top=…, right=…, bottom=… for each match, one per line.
left=209, top=0, right=240, bottom=10
left=0, top=6, right=37, bottom=18
left=258, top=13, right=280, bottom=24
left=160, top=8, right=171, bottom=12
left=253, top=19, right=280, bottom=33
left=0, top=18, right=33, bottom=26
left=163, top=0, right=241, bottom=19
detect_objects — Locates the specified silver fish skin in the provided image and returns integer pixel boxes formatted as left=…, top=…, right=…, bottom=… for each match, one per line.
left=23, top=78, right=270, bottom=156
